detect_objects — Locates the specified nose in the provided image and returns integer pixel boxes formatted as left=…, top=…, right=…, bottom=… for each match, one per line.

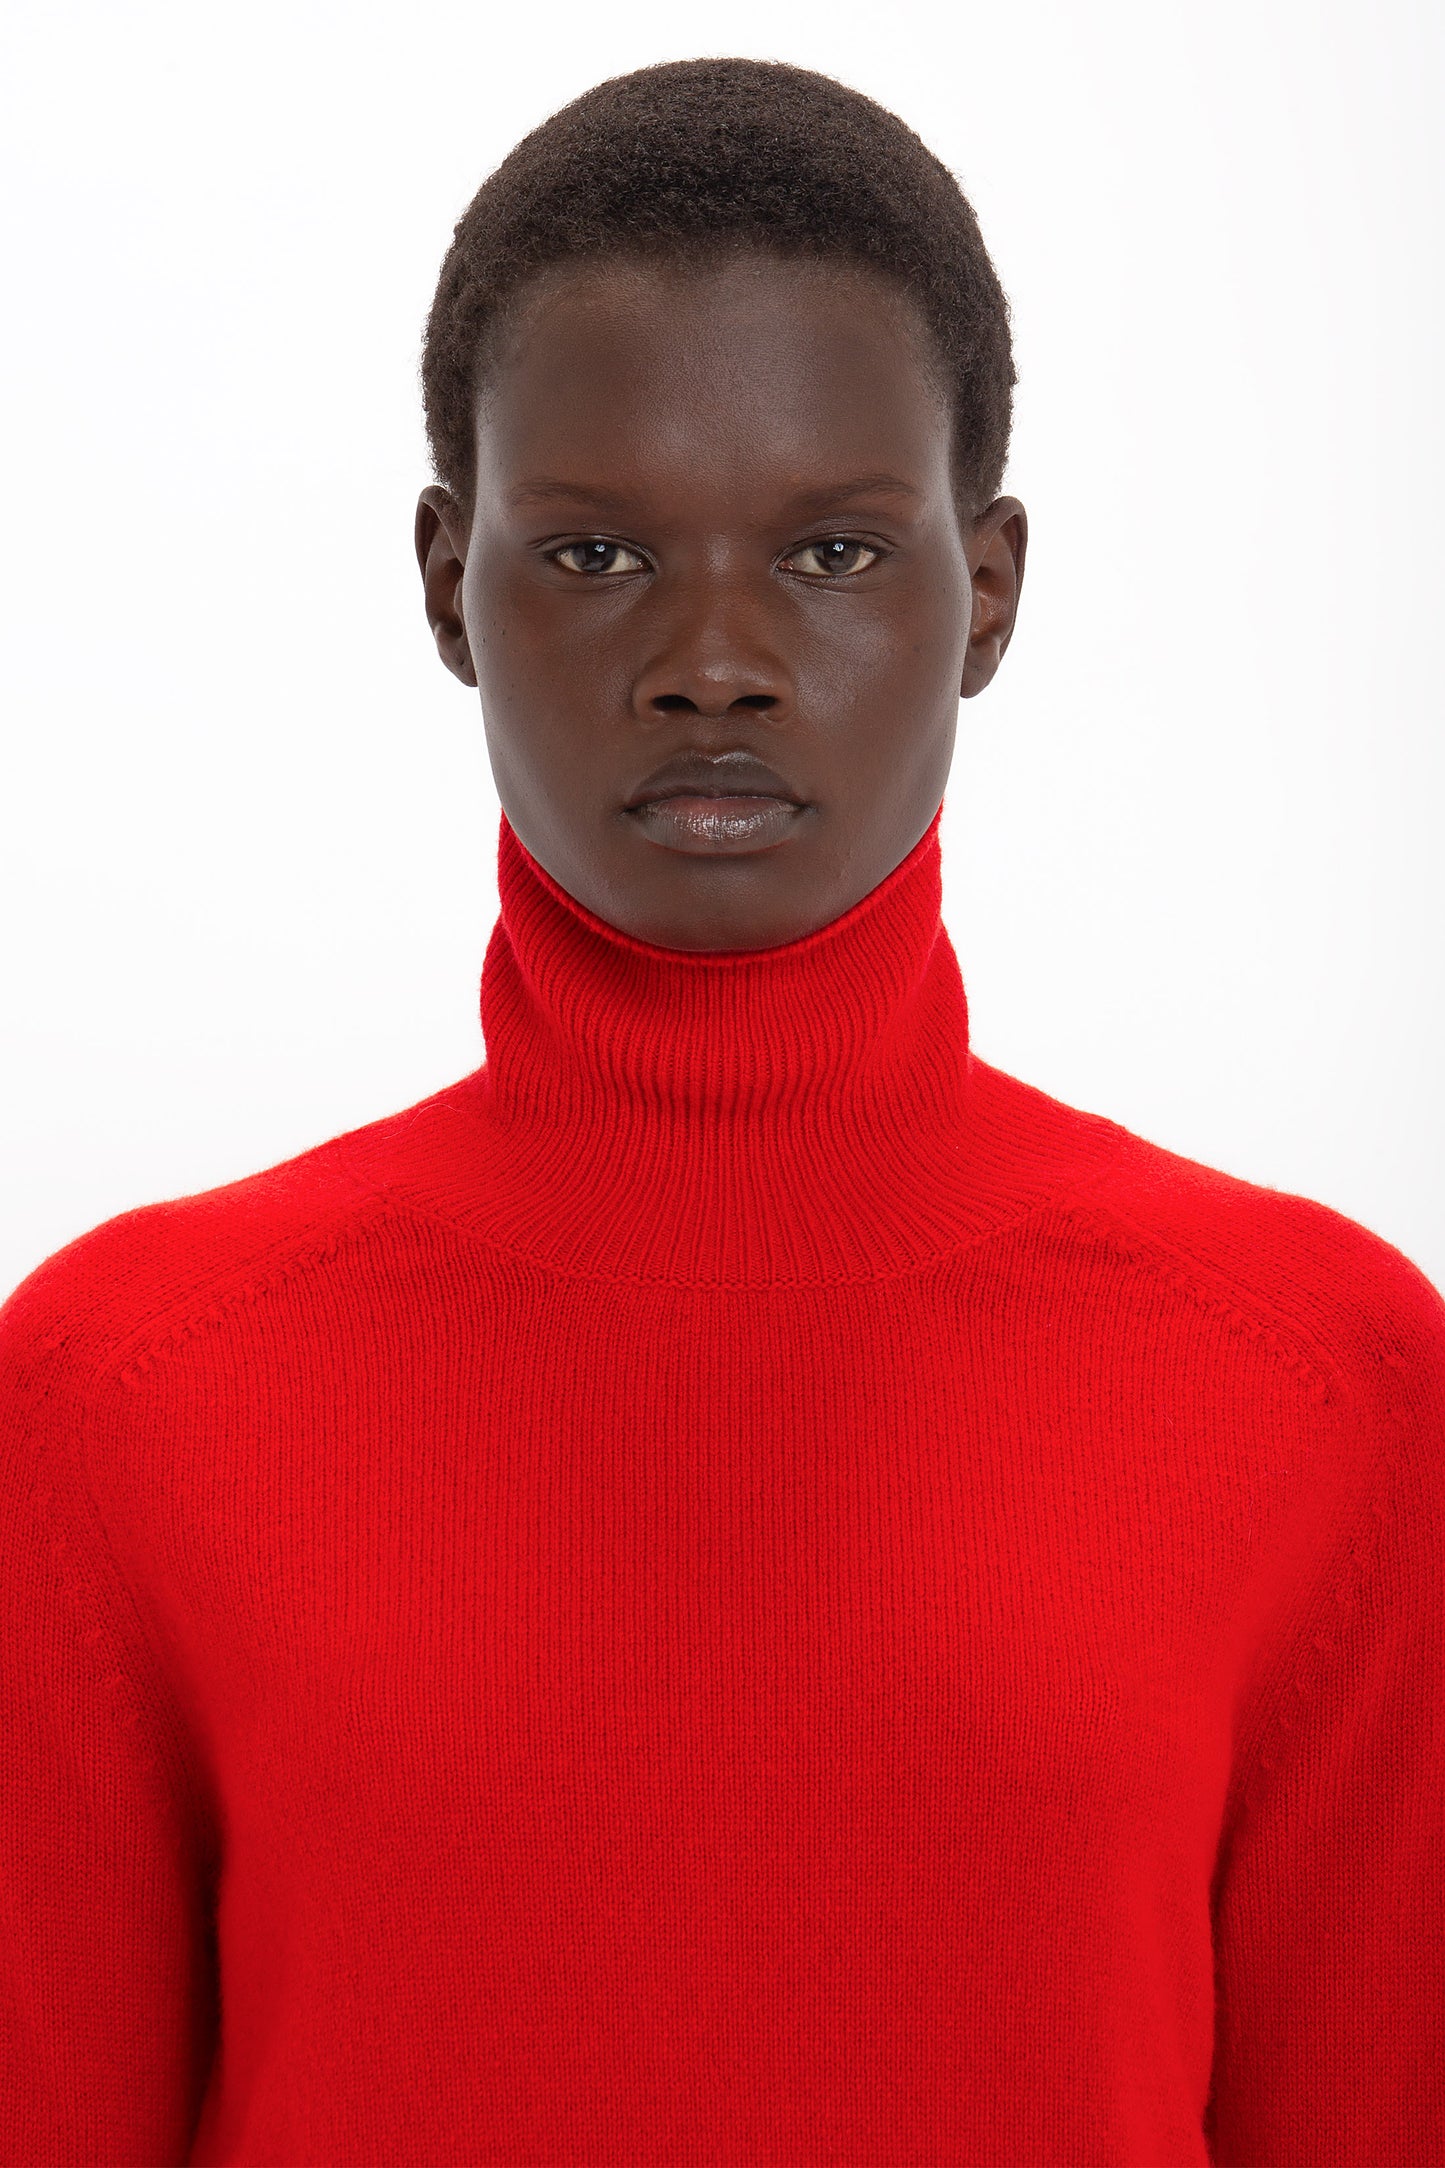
left=630, top=567, right=790, bottom=721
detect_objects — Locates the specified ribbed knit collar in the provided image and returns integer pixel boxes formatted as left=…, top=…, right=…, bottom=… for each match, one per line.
left=341, top=798, right=1122, bottom=1283
left=487, top=799, right=964, bottom=1126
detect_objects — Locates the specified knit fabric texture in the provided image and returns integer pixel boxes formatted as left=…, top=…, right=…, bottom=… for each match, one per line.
left=3, top=801, right=1443, bottom=2166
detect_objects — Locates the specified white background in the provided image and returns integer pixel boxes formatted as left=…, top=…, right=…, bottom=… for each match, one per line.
left=2, top=0, right=1442, bottom=1300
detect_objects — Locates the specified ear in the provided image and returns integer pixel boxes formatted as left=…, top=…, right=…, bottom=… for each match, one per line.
left=960, top=495, right=1028, bottom=699
left=415, top=485, right=478, bottom=689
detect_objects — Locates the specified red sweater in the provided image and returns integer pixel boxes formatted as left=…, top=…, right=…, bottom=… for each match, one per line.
left=3, top=802, right=1443, bottom=2167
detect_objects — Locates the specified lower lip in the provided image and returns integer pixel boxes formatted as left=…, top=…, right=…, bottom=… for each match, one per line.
left=627, top=795, right=806, bottom=853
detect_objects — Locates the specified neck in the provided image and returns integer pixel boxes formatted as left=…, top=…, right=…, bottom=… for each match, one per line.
left=343, top=801, right=1122, bottom=1283
left=486, top=805, right=964, bottom=1116
left=472, top=804, right=977, bottom=1282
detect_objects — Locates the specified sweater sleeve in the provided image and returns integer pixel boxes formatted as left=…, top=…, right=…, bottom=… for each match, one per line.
left=1204, top=1247, right=1445, bottom=2166
left=0, top=1263, right=217, bottom=2167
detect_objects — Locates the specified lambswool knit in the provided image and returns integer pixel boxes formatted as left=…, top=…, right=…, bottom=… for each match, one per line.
left=3, top=803, right=1444, bottom=2168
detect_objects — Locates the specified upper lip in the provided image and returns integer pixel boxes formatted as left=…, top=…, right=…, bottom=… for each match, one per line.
left=624, top=749, right=803, bottom=809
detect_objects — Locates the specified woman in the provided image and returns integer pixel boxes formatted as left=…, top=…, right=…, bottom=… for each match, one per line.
left=3, top=56, right=1442, bottom=2166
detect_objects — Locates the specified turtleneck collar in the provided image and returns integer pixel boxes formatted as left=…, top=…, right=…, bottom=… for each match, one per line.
left=485, top=801, right=965, bottom=1130
left=339, top=799, right=1124, bottom=1284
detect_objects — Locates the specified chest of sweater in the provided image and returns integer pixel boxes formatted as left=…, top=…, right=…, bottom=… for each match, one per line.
left=92, top=1205, right=1328, bottom=2163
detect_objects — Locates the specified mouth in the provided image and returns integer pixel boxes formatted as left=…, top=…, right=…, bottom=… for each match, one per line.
left=624, top=782, right=803, bottom=809
left=629, top=786, right=797, bottom=806
left=626, top=793, right=807, bottom=856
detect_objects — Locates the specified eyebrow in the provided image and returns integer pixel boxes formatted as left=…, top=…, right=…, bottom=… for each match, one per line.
left=506, top=472, right=922, bottom=512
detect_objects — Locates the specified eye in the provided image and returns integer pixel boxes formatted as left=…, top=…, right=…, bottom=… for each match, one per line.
left=543, top=534, right=885, bottom=579
left=547, top=539, right=648, bottom=576
left=783, top=537, right=883, bottom=578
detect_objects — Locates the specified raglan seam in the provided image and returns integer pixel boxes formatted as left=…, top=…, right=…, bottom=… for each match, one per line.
left=107, top=1193, right=405, bottom=1390
left=1051, top=1192, right=1411, bottom=1822
left=1050, top=1194, right=1337, bottom=1403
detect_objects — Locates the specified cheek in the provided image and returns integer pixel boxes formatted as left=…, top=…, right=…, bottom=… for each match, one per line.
left=798, top=603, right=952, bottom=703
left=461, top=553, right=560, bottom=701
left=464, top=559, right=636, bottom=736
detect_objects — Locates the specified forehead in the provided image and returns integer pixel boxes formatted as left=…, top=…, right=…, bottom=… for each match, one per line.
left=473, top=252, right=950, bottom=499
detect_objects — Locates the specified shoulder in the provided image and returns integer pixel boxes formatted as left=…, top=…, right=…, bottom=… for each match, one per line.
left=969, top=1058, right=1444, bottom=1425
left=1041, top=1075, right=1445, bottom=1429
left=0, top=1090, right=444, bottom=1403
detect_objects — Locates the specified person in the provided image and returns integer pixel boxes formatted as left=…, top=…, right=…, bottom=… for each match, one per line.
left=2, top=54, right=1442, bottom=2168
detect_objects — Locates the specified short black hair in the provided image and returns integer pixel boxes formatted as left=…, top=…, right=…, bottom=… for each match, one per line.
left=420, top=57, right=1016, bottom=530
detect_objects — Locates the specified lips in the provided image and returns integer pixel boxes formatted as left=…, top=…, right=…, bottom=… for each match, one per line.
left=639, top=787, right=787, bottom=803
left=624, top=750, right=802, bottom=808
left=628, top=793, right=805, bottom=854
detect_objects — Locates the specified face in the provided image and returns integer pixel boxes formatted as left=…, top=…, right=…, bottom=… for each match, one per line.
left=416, top=249, right=1027, bottom=951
